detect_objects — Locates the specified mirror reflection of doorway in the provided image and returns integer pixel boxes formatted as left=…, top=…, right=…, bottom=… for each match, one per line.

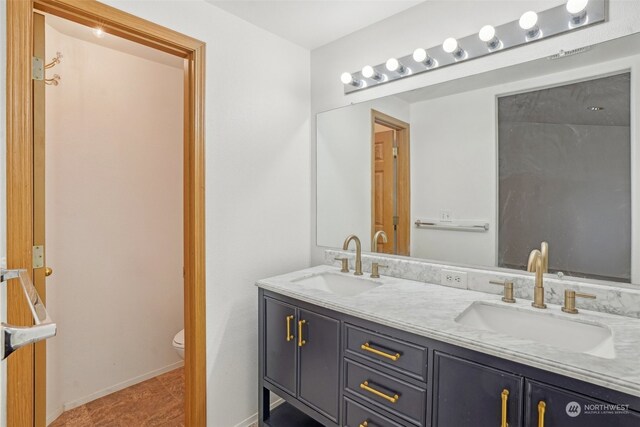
left=371, top=110, right=411, bottom=256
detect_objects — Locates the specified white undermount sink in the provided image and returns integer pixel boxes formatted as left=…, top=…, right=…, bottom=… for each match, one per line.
left=293, top=272, right=381, bottom=297
left=455, top=302, right=616, bottom=359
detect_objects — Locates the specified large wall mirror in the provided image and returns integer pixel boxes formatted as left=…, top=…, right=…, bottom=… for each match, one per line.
left=317, top=32, right=639, bottom=286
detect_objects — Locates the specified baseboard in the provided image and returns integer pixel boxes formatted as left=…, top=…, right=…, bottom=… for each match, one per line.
left=46, top=405, right=64, bottom=427
left=234, top=398, right=284, bottom=427
left=47, top=361, right=184, bottom=425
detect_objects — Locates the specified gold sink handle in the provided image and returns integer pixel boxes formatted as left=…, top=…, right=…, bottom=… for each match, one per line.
left=562, top=289, right=596, bottom=314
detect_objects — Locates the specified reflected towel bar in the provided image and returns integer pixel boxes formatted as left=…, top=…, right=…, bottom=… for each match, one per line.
left=414, top=220, right=489, bottom=232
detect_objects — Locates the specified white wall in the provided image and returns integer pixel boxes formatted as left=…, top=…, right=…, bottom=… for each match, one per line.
left=44, top=23, right=184, bottom=421
left=410, top=89, right=496, bottom=266
left=317, top=97, right=409, bottom=250
left=310, top=0, right=640, bottom=264
left=96, top=2, right=311, bottom=426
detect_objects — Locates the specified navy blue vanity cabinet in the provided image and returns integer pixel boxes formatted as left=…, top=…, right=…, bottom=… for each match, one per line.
left=259, top=289, right=640, bottom=427
left=260, top=293, right=341, bottom=427
left=524, top=380, right=640, bottom=427
left=264, top=297, right=297, bottom=396
left=432, top=352, right=524, bottom=427
left=298, top=309, right=341, bottom=422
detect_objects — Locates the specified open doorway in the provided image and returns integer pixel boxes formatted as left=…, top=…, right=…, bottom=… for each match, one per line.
left=371, top=110, right=411, bottom=256
left=6, top=1, right=206, bottom=425
left=39, top=13, right=184, bottom=425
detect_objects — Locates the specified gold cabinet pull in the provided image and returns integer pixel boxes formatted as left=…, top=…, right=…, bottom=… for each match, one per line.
left=361, top=342, right=400, bottom=361
left=285, top=315, right=294, bottom=342
left=359, top=421, right=368, bottom=427
left=500, top=389, right=509, bottom=427
left=359, top=381, right=399, bottom=404
left=537, top=401, right=546, bottom=427
left=298, top=319, right=306, bottom=347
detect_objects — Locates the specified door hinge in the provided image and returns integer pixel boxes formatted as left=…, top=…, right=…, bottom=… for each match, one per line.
left=393, top=216, right=399, bottom=226
left=32, top=57, right=44, bottom=81
left=392, top=146, right=398, bottom=157
left=33, top=245, right=44, bottom=269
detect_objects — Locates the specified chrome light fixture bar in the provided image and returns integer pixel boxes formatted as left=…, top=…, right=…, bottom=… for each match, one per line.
left=341, top=0, right=606, bottom=94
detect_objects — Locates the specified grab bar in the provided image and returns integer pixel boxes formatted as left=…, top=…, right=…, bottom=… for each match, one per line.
left=1, top=269, right=57, bottom=360
left=414, top=220, right=489, bottom=232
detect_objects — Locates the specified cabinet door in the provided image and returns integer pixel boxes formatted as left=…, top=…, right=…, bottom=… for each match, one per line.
left=433, top=352, right=523, bottom=427
left=525, top=380, right=640, bottom=427
left=298, top=309, right=341, bottom=422
left=264, top=297, right=297, bottom=396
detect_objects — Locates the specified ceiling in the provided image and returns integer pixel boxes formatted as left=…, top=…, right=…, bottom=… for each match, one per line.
left=45, top=14, right=184, bottom=69
left=207, top=0, right=424, bottom=50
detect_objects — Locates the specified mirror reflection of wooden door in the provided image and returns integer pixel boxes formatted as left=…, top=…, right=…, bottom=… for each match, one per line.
left=371, top=110, right=410, bottom=256
left=373, top=130, right=395, bottom=254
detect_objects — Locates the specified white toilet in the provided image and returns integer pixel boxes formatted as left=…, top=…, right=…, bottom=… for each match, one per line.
left=173, top=329, right=185, bottom=359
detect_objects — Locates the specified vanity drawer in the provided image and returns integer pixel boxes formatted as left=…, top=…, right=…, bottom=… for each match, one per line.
left=345, top=359, right=426, bottom=426
left=344, top=396, right=409, bottom=427
left=345, top=324, right=427, bottom=382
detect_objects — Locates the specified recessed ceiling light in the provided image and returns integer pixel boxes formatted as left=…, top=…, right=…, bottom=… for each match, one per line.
left=586, top=106, right=604, bottom=111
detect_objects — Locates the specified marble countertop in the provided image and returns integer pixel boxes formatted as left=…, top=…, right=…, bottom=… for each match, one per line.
left=257, top=265, right=640, bottom=398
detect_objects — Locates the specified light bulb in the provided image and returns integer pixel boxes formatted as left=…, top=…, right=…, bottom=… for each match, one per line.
left=385, top=58, right=407, bottom=74
left=413, top=48, right=437, bottom=69
left=479, top=25, right=501, bottom=50
left=519, top=11, right=540, bottom=39
left=479, top=25, right=495, bottom=42
left=413, top=48, right=427, bottom=62
left=567, top=0, right=589, bottom=25
left=443, top=37, right=466, bottom=60
left=340, top=72, right=362, bottom=87
left=442, top=37, right=458, bottom=53
left=361, top=65, right=382, bottom=80
left=519, top=11, right=538, bottom=29
left=386, top=58, right=399, bottom=71
left=566, top=0, right=588, bottom=14
left=93, top=27, right=104, bottom=38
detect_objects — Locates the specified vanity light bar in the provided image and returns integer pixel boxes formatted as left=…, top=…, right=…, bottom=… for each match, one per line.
left=341, top=0, right=606, bottom=94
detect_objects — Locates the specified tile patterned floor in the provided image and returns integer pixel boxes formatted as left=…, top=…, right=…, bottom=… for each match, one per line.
left=50, top=368, right=184, bottom=426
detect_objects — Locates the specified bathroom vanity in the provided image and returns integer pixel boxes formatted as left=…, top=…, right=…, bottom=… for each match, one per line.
left=257, top=266, right=640, bottom=427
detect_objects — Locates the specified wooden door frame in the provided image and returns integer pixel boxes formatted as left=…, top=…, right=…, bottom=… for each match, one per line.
left=6, top=1, right=207, bottom=425
left=370, top=109, right=411, bottom=256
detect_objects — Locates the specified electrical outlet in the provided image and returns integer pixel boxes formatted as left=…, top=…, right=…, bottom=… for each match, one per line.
left=441, top=270, right=468, bottom=289
left=440, top=210, right=452, bottom=222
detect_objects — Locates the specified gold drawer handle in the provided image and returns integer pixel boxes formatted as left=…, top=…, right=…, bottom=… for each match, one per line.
left=298, top=319, right=306, bottom=347
left=500, top=389, right=509, bottom=427
left=361, top=342, right=401, bottom=361
left=285, top=315, right=294, bottom=342
left=359, top=421, right=368, bottom=427
left=537, top=401, right=546, bottom=427
left=360, top=381, right=399, bottom=404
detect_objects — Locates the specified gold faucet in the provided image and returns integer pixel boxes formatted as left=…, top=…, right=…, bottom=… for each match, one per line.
left=343, top=234, right=363, bottom=275
left=370, top=231, right=388, bottom=278
left=371, top=230, right=388, bottom=252
left=527, top=242, right=548, bottom=309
